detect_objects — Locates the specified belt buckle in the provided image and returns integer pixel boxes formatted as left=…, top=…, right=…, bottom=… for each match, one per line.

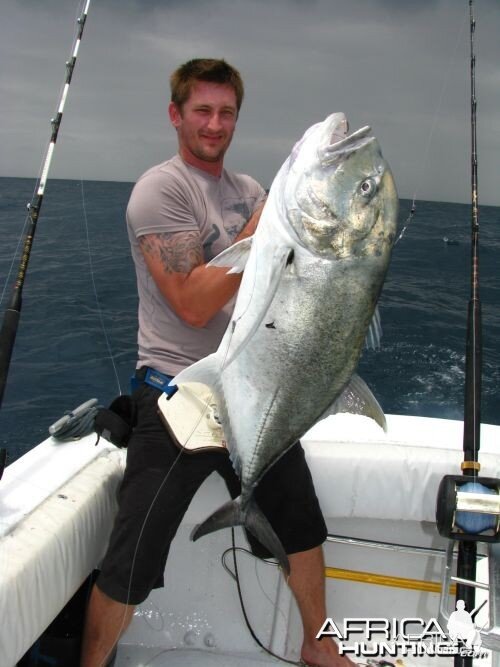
left=145, top=368, right=177, bottom=396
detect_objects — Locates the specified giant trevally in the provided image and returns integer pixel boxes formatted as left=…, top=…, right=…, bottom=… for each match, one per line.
left=171, top=112, right=398, bottom=574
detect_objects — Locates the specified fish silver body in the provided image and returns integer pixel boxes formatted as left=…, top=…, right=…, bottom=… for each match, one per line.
left=171, top=112, right=398, bottom=573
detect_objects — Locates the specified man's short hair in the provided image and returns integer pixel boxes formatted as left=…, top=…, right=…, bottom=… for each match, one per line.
left=170, top=59, right=244, bottom=112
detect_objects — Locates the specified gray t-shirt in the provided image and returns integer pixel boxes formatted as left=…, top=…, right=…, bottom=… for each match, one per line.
left=127, top=154, right=266, bottom=376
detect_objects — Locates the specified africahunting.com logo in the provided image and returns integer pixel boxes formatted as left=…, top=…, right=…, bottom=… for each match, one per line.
left=316, top=601, right=488, bottom=659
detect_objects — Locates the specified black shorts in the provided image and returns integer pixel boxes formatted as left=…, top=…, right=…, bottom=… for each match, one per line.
left=97, top=383, right=327, bottom=605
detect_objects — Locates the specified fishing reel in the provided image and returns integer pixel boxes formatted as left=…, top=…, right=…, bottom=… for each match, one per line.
left=436, top=474, right=500, bottom=542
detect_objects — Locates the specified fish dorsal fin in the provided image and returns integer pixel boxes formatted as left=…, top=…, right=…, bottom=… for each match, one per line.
left=225, top=245, right=294, bottom=367
left=319, top=373, right=386, bottom=431
left=364, top=306, right=382, bottom=350
left=207, top=236, right=253, bottom=274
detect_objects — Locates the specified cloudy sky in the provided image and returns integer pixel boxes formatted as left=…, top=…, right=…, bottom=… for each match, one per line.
left=2, top=0, right=499, bottom=205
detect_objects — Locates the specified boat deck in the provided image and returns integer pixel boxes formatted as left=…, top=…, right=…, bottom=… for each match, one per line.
left=114, top=646, right=496, bottom=667
left=115, top=647, right=286, bottom=666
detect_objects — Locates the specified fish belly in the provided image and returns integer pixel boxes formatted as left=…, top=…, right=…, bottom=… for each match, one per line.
left=218, top=255, right=381, bottom=494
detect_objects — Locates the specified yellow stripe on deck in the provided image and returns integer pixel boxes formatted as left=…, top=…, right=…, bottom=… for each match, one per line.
left=325, top=566, right=456, bottom=594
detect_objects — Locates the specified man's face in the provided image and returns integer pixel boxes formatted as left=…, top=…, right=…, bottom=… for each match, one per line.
left=169, top=81, right=238, bottom=172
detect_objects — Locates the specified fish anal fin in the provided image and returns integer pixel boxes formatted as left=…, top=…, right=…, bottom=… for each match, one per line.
left=321, top=373, right=386, bottom=431
left=191, top=495, right=290, bottom=576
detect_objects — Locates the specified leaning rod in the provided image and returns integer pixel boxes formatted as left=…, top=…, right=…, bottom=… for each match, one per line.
left=455, top=2, right=481, bottom=667
left=0, top=0, right=91, bottom=422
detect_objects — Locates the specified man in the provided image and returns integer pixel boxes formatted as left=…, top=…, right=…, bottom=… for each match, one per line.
left=81, top=58, right=350, bottom=667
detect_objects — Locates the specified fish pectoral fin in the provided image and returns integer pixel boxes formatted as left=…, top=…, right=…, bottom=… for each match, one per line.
left=364, top=305, right=382, bottom=350
left=207, top=236, right=253, bottom=274
left=322, top=373, right=387, bottom=431
left=191, top=495, right=290, bottom=576
left=170, top=353, right=220, bottom=389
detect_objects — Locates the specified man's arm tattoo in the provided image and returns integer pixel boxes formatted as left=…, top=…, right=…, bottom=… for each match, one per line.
left=139, top=231, right=203, bottom=274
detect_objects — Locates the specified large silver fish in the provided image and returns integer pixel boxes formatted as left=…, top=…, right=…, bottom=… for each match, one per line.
left=171, top=112, right=398, bottom=573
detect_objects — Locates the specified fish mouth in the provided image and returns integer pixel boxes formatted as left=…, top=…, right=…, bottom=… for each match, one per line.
left=330, top=124, right=372, bottom=148
left=320, top=121, right=373, bottom=167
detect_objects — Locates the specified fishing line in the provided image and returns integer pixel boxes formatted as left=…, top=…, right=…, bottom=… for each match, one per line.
left=229, top=528, right=301, bottom=666
left=395, top=7, right=468, bottom=244
left=222, top=543, right=292, bottom=632
left=112, top=221, right=275, bottom=662
left=114, top=296, right=241, bottom=656
left=112, top=389, right=229, bottom=659
left=104, top=443, right=186, bottom=664
left=0, top=176, right=46, bottom=307
left=0, top=222, right=27, bottom=308
left=209, top=215, right=305, bottom=665
left=79, top=179, right=122, bottom=396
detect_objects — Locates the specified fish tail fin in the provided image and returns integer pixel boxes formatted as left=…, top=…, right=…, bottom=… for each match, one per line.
left=191, top=495, right=290, bottom=576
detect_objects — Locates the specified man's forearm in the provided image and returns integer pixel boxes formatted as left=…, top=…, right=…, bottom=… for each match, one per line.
left=139, top=201, right=265, bottom=327
left=166, top=262, right=243, bottom=327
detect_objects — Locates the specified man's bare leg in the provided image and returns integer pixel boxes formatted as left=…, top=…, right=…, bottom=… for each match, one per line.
left=288, top=546, right=354, bottom=667
left=80, top=584, right=135, bottom=667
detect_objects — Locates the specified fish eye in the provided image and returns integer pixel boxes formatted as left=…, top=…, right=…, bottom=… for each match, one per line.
left=360, top=178, right=376, bottom=197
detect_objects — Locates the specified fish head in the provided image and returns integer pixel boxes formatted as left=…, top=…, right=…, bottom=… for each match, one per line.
left=282, top=113, right=398, bottom=259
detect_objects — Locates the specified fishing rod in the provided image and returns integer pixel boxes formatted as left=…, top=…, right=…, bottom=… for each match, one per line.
left=435, top=2, right=500, bottom=662
left=454, top=2, right=481, bottom=664
left=462, top=0, right=481, bottom=466
left=0, top=1, right=91, bottom=475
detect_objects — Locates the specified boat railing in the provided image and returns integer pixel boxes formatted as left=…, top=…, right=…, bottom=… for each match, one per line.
left=438, top=541, right=500, bottom=652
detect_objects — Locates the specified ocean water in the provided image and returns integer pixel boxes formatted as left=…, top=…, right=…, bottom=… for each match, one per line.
left=0, top=176, right=498, bottom=464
